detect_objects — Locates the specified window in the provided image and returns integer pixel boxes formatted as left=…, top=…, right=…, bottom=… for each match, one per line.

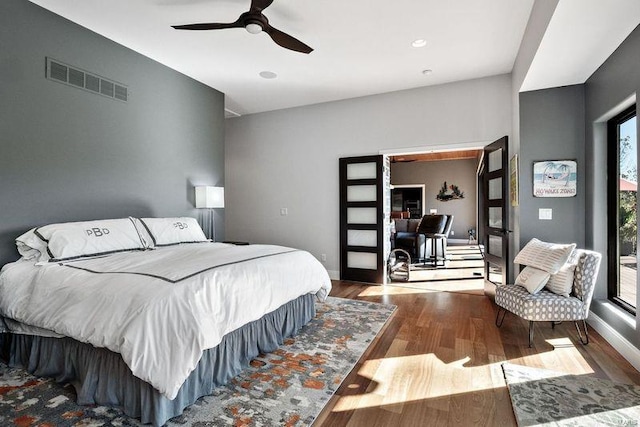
left=607, top=105, right=637, bottom=313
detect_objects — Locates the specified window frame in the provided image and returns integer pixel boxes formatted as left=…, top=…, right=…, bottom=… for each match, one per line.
left=607, top=104, right=637, bottom=315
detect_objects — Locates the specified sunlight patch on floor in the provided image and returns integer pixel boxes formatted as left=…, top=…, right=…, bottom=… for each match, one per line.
left=394, top=280, right=484, bottom=294
left=331, top=341, right=594, bottom=412
left=332, top=354, right=503, bottom=412
left=357, top=286, right=439, bottom=297
left=546, top=337, right=575, bottom=348
left=357, top=280, right=484, bottom=298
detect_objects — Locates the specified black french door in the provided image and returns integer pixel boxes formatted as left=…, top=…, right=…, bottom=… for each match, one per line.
left=481, top=136, right=510, bottom=297
left=339, top=155, right=390, bottom=283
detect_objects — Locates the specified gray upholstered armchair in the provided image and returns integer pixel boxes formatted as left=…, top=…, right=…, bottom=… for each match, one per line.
left=495, top=248, right=602, bottom=348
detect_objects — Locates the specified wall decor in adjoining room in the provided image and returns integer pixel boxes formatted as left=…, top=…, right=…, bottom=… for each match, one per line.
left=436, top=181, right=464, bottom=201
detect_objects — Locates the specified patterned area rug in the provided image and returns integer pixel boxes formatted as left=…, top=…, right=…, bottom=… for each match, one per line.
left=502, top=363, right=640, bottom=426
left=0, top=297, right=395, bottom=426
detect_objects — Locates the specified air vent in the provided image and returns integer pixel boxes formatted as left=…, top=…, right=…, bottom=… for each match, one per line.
left=100, top=79, right=114, bottom=97
left=85, top=74, right=100, bottom=92
left=46, top=57, right=128, bottom=102
left=68, top=68, right=84, bottom=87
left=114, top=85, right=128, bottom=101
left=49, top=61, right=67, bottom=82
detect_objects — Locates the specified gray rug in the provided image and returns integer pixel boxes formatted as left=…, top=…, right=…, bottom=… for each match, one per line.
left=502, top=363, right=640, bottom=426
left=0, top=297, right=396, bottom=426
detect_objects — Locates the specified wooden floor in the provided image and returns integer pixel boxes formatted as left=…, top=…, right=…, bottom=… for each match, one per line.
left=313, top=279, right=640, bottom=427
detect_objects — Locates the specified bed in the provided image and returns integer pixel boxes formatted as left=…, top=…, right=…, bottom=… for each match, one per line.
left=0, top=217, right=331, bottom=426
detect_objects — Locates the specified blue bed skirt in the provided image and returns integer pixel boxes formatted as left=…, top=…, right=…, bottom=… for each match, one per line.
left=6, top=293, right=316, bottom=426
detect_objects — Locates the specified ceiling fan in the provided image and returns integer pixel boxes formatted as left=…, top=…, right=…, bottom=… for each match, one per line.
left=172, top=0, right=313, bottom=54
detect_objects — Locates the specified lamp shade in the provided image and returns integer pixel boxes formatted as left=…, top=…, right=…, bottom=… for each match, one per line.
left=195, top=186, right=224, bottom=208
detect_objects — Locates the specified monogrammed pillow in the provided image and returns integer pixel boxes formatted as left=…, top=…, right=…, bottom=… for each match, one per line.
left=514, top=238, right=576, bottom=275
left=139, top=217, right=208, bottom=247
left=515, top=266, right=551, bottom=294
left=30, top=217, right=147, bottom=262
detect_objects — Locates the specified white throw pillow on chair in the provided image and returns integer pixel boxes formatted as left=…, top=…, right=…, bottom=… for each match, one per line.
left=545, top=262, right=577, bottom=297
left=515, top=266, right=551, bottom=294
left=514, top=238, right=576, bottom=275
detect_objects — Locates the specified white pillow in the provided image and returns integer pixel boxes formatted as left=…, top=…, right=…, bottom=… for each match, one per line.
left=16, top=228, right=49, bottom=261
left=33, top=218, right=147, bottom=262
left=545, top=262, right=577, bottom=297
left=139, top=217, right=208, bottom=246
left=514, top=238, right=576, bottom=275
left=515, top=266, right=551, bottom=294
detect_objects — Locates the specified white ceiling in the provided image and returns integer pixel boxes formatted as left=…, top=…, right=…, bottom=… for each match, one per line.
left=521, top=0, right=640, bottom=92
left=27, top=0, right=640, bottom=116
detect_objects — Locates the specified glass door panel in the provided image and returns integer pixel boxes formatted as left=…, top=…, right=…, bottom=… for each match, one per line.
left=488, top=178, right=502, bottom=200
left=488, top=148, right=502, bottom=172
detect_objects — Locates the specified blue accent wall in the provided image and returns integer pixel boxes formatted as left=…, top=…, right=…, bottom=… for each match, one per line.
left=0, top=0, right=225, bottom=266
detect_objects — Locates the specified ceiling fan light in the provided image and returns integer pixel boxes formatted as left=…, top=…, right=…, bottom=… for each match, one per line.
left=245, top=23, right=262, bottom=34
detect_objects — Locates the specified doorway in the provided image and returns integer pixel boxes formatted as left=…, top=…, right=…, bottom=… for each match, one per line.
left=389, top=150, right=482, bottom=245
left=391, top=185, right=425, bottom=219
left=387, top=148, right=484, bottom=289
left=338, top=141, right=510, bottom=287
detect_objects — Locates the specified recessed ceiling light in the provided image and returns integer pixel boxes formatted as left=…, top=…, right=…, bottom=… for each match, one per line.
left=412, top=39, right=427, bottom=48
left=422, top=69, right=433, bottom=76
left=259, top=71, right=277, bottom=79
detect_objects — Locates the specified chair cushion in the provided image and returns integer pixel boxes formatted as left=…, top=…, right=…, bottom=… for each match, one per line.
left=514, top=238, right=576, bottom=274
left=495, top=284, right=585, bottom=321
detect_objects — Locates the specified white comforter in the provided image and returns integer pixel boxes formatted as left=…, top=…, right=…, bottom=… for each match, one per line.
left=0, top=243, right=332, bottom=399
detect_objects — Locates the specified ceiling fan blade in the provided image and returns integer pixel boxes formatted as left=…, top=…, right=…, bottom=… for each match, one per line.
left=172, top=21, right=242, bottom=31
left=264, top=26, right=313, bottom=54
left=250, top=0, right=275, bottom=13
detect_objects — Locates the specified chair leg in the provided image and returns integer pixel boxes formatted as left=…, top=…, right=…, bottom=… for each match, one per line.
left=575, top=320, right=589, bottom=345
left=528, top=321, right=534, bottom=348
left=432, top=238, right=437, bottom=266
left=495, top=307, right=507, bottom=327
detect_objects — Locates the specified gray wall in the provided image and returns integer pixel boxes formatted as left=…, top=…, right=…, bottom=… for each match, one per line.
left=584, top=24, right=640, bottom=346
left=226, top=74, right=512, bottom=277
left=518, top=24, right=640, bottom=349
left=0, top=0, right=225, bottom=266
left=519, top=85, right=585, bottom=249
left=510, top=0, right=560, bottom=277
left=390, top=159, right=478, bottom=239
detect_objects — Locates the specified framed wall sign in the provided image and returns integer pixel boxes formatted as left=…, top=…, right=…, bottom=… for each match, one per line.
left=533, top=160, right=577, bottom=198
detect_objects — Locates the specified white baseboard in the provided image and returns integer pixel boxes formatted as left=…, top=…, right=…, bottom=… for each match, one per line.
left=588, top=311, right=640, bottom=372
left=326, top=269, right=340, bottom=281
